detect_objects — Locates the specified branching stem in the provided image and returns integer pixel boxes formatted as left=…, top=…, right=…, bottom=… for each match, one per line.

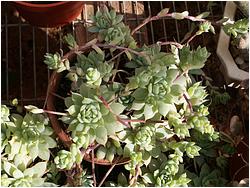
left=50, top=92, right=65, bottom=100
left=98, top=157, right=121, bottom=187
left=183, top=93, right=193, bottom=112
left=157, top=41, right=183, bottom=49
left=186, top=33, right=199, bottom=45
left=98, top=96, right=131, bottom=128
left=91, top=149, right=97, bottom=187
left=111, top=55, right=121, bottom=83
left=106, top=50, right=125, bottom=63
left=121, top=119, right=165, bottom=124
left=61, top=43, right=145, bottom=68
left=43, top=109, right=68, bottom=116
left=232, top=164, right=248, bottom=181
left=129, top=165, right=140, bottom=186
left=131, top=13, right=206, bottom=36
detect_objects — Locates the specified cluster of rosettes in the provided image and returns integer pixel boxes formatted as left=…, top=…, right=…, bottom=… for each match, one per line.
left=3, top=111, right=56, bottom=161
left=90, top=7, right=123, bottom=30
left=88, top=6, right=136, bottom=47
left=188, top=115, right=215, bottom=136
left=42, top=6, right=222, bottom=187
left=1, top=104, right=58, bottom=187
left=73, top=48, right=114, bottom=86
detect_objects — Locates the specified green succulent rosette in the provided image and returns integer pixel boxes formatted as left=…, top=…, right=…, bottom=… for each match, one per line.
left=134, top=126, right=155, bottom=151
left=86, top=68, right=102, bottom=87
left=54, top=144, right=82, bottom=170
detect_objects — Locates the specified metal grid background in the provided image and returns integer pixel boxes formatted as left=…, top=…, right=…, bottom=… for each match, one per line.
left=1, top=1, right=225, bottom=107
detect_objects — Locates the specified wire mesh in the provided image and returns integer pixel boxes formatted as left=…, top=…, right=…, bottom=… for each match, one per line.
left=1, top=1, right=225, bottom=107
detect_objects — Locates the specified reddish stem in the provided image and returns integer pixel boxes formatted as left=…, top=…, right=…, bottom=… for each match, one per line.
left=98, top=96, right=131, bottom=128
left=120, top=119, right=165, bottom=124
left=157, top=41, right=183, bottom=49
left=50, top=91, right=65, bottom=100
left=97, top=157, right=121, bottom=187
left=186, top=33, right=198, bottom=45
left=131, top=13, right=206, bottom=36
left=43, top=109, right=68, bottom=116
left=183, top=93, right=193, bottom=112
left=91, top=149, right=96, bottom=187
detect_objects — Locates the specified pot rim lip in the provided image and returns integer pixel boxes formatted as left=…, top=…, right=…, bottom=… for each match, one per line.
left=14, top=1, right=70, bottom=8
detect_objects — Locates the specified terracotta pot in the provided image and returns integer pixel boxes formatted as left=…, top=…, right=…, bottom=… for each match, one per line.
left=46, top=47, right=130, bottom=165
left=12, top=1, right=84, bottom=27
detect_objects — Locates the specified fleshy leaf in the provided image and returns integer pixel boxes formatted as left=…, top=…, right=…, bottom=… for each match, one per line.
left=38, top=144, right=50, bottom=161
left=144, top=104, right=156, bottom=120
left=172, top=11, right=189, bottom=20
left=95, top=126, right=108, bottom=145
left=25, top=105, right=44, bottom=114
left=158, top=102, right=176, bottom=116
left=3, top=161, right=23, bottom=178
left=157, top=8, right=170, bottom=17
left=132, top=88, right=148, bottom=101
left=196, top=12, right=210, bottom=19
left=25, top=162, right=47, bottom=178
left=96, top=146, right=107, bottom=159
left=12, top=169, right=24, bottom=179
left=142, top=173, right=155, bottom=184
left=110, top=102, right=126, bottom=115
left=131, top=102, right=145, bottom=111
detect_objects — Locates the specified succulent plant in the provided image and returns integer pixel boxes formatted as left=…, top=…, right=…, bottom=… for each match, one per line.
left=1, top=105, right=58, bottom=187
left=54, top=144, right=82, bottom=170
left=3, top=112, right=56, bottom=161
left=75, top=169, right=94, bottom=187
left=223, top=18, right=249, bottom=38
left=85, top=68, right=102, bottom=86
left=62, top=89, right=126, bottom=147
left=1, top=105, right=12, bottom=152
left=44, top=52, right=70, bottom=73
left=73, top=97, right=102, bottom=124
left=40, top=5, right=240, bottom=187
left=1, top=160, right=48, bottom=187
left=1, top=105, right=10, bottom=122
left=134, top=126, right=155, bottom=151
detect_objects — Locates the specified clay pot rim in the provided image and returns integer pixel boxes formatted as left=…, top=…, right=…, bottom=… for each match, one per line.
left=83, top=153, right=130, bottom=166
left=14, top=1, right=68, bottom=8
